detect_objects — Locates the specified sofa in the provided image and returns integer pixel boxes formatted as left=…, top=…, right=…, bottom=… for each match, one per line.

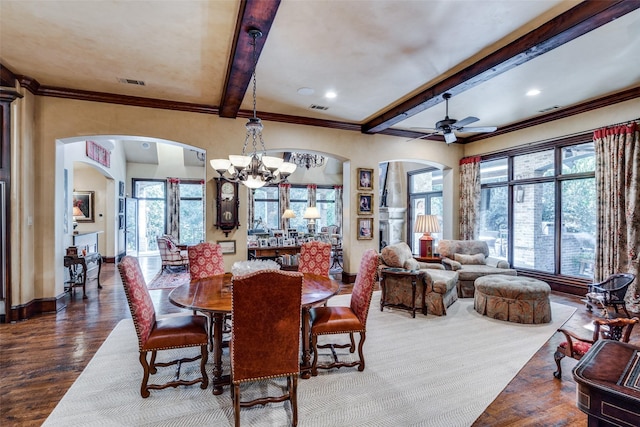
left=378, top=242, right=458, bottom=316
left=437, top=239, right=517, bottom=298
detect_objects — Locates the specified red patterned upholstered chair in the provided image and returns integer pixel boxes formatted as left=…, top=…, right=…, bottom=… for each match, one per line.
left=310, top=249, right=378, bottom=375
left=118, top=256, right=208, bottom=397
left=156, top=235, right=189, bottom=271
left=553, top=316, right=639, bottom=379
left=230, top=270, right=303, bottom=427
left=188, top=242, right=225, bottom=280
left=299, top=241, right=332, bottom=276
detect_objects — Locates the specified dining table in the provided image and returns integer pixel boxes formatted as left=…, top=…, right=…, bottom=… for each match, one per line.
left=168, top=272, right=340, bottom=395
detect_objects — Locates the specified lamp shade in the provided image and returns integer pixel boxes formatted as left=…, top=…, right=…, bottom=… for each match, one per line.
left=303, top=207, right=321, bottom=220
left=414, top=215, right=440, bottom=234
left=282, top=209, right=296, bottom=219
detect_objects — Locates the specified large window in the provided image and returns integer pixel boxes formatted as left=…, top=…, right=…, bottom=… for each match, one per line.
left=253, top=186, right=280, bottom=229
left=178, top=181, right=204, bottom=244
left=479, top=138, right=595, bottom=278
left=133, top=180, right=166, bottom=254
left=408, top=168, right=443, bottom=255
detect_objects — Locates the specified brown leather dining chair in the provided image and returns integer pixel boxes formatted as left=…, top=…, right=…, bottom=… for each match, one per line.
left=118, top=256, right=209, bottom=397
left=310, top=249, right=379, bottom=376
left=230, top=269, right=304, bottom=427
left=553, top=316, right=639, bottom=379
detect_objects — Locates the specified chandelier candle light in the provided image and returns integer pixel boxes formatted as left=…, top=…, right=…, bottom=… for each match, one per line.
left=290, top=152, right=325, bottom=169
left=415, top=214, right=440, bottom=257
left=210, top=29, right=296, bottom=189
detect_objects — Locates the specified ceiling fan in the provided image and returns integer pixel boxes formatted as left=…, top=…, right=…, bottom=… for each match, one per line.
left=410, top=93, right=497, bottom=144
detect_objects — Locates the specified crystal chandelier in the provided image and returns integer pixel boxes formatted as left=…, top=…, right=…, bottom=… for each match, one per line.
left=289, top=152, right=325, bottom=169
left=210, top=29, right=296, bottom=189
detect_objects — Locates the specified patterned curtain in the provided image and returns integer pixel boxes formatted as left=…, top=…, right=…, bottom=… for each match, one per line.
left=459, top=156, right=481, bottom=240
left=279, top=183, right=291, bottom=229
left=594, top=121, right=640, bottom=312
left=248, top=188, right=255, bottom=230
left=167, top=178, right=180, bottom=240
left=307, top=184, right=317, bottom=207
left=335, top=185, right=343, bottom=232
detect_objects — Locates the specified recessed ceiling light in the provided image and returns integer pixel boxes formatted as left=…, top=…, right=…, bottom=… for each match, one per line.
left=297, top=87, right=314, bottom=96
left=526, top=89, right=541, bottom=96
left=325, top=91, right=337, bottom=99
left=141, top=142, right=150, bottom=149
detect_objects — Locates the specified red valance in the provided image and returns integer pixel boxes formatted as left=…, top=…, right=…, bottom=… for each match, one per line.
left=593, top=122, right=638, bottom=139
left=167, top=177, right=180, bottom=184
left=459, top=156, right=481, bottom=165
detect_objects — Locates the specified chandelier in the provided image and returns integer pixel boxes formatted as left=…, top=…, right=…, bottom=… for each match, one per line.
left=289, top=152, right=325, bottom=169
left=210, top=28, right=296, bottom=189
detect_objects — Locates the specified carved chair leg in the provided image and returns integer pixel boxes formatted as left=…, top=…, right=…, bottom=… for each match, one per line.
left=290, top=374, right=298, bottom=427
left=311, top=334, right=319, bottom=377
left=233, top=383, right=241, bottom=427
left=553, top=350, right=565, bottom=379
left=357, top=332, right=367, bottom=372
left=139, top=351, right=151, bottom=398
left=199, top=344, right=209, bottom=389
left=349, top=333, right=356, bottom=353
left=149, top=350, right=158, bottom=374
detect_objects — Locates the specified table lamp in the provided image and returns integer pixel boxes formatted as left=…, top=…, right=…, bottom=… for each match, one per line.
left=303, top=206, right=321, bottom=234
left=414, top=214, right=440, bottom=257
left=282, top=208, right=296, bottom=229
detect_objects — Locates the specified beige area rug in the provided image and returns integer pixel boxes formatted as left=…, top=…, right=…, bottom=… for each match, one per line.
left=43, top=292, right=575, bottom=427
left=146, top=269, right=190, bottom=290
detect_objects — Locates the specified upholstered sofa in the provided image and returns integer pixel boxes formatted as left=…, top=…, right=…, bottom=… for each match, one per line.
left=378, top=242, right=458, bottom=316
left=437, top=239, right=516, bottom=298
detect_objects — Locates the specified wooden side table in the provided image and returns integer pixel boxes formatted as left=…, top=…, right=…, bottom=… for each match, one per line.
left=415, top=256, right=442, bottom=263
left=379, top=268, right=425, bottom=318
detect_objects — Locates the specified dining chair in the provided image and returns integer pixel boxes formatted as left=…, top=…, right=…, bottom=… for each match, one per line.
left=230, top=269, right=303, bottom=427
left=309, top=249, right=379, bottom=376
left=299, top=240, right=332, bottom=276
left=553, top=316, right=639, bottom=379
left=188, top=242, right=225, bottom=280
left=118, top=256, right=208, bottom=397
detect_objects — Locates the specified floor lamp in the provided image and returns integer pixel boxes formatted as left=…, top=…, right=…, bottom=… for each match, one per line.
left=415, top=214, right=440, bottom=257
left=303, top=207, right=321, bottom=235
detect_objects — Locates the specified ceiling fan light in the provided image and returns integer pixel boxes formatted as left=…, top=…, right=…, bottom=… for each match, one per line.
left=444, top=131, right=457, bottom=144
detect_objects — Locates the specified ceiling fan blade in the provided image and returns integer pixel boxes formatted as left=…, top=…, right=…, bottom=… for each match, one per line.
left=458, top=126, right=497, bottom=133
left=409, top=127, right=437, bottom=131
left=444, top=131, right=457, bottom=144
left=452, top=116, right=479, bottom=128
left=406, top=132, right=438, bottom=143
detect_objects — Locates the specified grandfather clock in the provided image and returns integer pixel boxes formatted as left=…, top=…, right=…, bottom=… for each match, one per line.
left=214, top=179, right=240, bottom=237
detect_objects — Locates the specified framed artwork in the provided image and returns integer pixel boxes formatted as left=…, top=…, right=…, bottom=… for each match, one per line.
left=358, top=193, right=373, bottom=215
left=118, top=198, right=124, bottom=213
left=357, top=168, right=374, bottom=190
left=217, top=240, right=236, bottom=255
left=118, top=214, right=124, bottom=230
left=73, top=191, right=95, bottom=223
left=357, top=217, right=373, bottom=240
left=119, top=181, right=125, bottom=197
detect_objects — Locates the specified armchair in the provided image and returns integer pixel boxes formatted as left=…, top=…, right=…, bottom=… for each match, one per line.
left=156, top=235, right=189, bottom=271
left=437, top=239, right=516, bottom=298
left=584, top=273, right=635, bottom=318
left=553, top=316, right=639, bottom=379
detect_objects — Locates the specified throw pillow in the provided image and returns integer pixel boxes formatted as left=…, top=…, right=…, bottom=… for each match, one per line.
left=403, top=258, right=420, bottom=270
left=454, top=253, right=485, bottom=265
left=381, top=245, right=404, bottom=267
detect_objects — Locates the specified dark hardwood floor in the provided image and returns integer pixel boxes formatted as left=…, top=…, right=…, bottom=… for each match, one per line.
left=1, top=258, right=637, bottom=426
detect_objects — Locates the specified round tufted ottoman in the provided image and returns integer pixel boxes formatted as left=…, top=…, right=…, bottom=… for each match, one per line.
left=474, top=275, right=552, bottom=324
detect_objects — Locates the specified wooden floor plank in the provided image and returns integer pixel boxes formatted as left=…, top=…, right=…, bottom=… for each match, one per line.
left=1, top=258, right=636, bottom=426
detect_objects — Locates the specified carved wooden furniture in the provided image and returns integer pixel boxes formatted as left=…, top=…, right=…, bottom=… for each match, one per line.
left=298, top=241, right=332, bottom=277
left=553, top=316, right=639, bottom=379
left=474, top=275, right=552, bottom=324
left=380, top=268, right=425, bottom=318
left=584, top=273, right=636, bottom=318
left=156, top=235, right=189, bottom=271
left=118, top=256, right=208, bottom=398
left=64, top=252, right=102, bottom=299
left=168, top=272, right=340, bottom=394
left=248, top=245, right=300, bottom=261
left=573, top=340, right=640, bottom=426
left=230, top=270, right=303, bottom=427
left=309, top=249, right=378, bottom=376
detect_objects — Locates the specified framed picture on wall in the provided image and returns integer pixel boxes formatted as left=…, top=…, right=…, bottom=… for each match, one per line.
left=358, top=193, right=373, bottom=215
left=118, top=214, right=124, bottom=230
left=73, top=191, right=95, bottom=223
left=119, top=181, right=125, bottom=197
left=357, top=168, right=374, bottom=190
left=357, top=218, right=373, bottom=240
left=217, top=240, right=236, bottom=255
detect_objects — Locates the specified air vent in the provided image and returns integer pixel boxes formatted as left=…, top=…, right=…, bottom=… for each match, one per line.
left=117, top=78, right=146, bottom=86
left=309, top=104, right=329, bottom=110
left=538, top=105, right=561, bottom=113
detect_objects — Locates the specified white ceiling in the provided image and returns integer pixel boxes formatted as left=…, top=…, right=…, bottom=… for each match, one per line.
left=1, top=0, right=639, bottom=153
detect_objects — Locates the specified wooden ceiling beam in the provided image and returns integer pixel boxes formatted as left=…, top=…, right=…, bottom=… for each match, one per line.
left=219, top=0, right=281, bottom=118
left=362, top=0, right=640, bottom=134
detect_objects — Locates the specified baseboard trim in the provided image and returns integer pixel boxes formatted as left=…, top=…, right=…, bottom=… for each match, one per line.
left=7, top=294, right=63, bottom=322
left=341, top=271, right=357, bottom=284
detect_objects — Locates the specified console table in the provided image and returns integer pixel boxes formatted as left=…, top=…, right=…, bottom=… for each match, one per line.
left=64, top=253, right=102, bottom=298
left=573, top=339, right=640, bottom=426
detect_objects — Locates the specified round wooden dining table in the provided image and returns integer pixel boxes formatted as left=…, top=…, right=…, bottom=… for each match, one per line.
left=168, top=272, right=340, bottom=394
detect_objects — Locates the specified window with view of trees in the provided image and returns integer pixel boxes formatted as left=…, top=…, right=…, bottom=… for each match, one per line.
left=178, top=181, right=204, bottom=245
left=479, top=139, right=595, bottom=278
left=134, top=180, right=166, bottom=254
left=408, top=168, right=443, bottom=254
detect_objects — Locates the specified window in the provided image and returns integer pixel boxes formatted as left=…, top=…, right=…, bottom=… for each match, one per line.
left=178, top=181, right=204, bottom=245
left=315, top=187, right=337, bottom=231
left=479, top=137, right=595, bottom=279
left=408, top=168, right=443, bottom=254
left=253, top=186, right=279, bottom=230
left=133, top=180, right=166, bottom=253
